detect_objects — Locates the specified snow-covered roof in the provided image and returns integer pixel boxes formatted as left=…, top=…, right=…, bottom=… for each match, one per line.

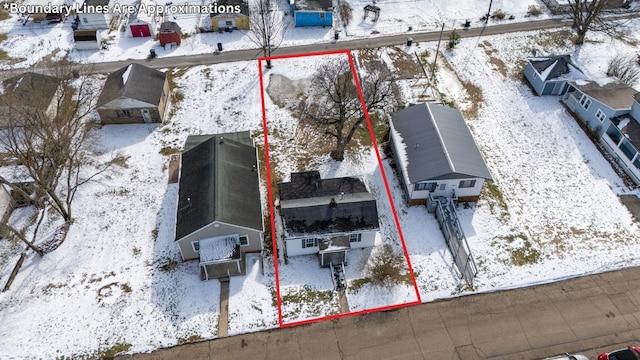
left=390, top=103, right=492, bottom=183
left=199, top=234, right=240, bottom=265
left=528, top=55, right=586, bottom=82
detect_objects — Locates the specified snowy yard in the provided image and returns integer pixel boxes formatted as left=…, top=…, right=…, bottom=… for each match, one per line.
left=0, top=0, right=559, bottom=69
left=1, top=12, right=640, bottom=357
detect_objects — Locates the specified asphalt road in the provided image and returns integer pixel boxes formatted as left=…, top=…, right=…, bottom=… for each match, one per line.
left=118, top=266, right=640, bottom=360
left=12, top=16, right=570, bottom=77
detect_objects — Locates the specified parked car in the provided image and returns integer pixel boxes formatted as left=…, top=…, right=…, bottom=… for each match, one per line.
left=544, top=354, right=589, bottom=360
left=598, top=346, right=640, bottom=360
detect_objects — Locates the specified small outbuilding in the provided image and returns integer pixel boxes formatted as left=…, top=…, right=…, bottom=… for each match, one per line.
left=210, top=0, right=249, bottom=31
left=159, top=21, right=182, bottom=46
left=95, top=63, right=169, bottom=124
left=524, top=55, right=586, bottom=96
left=290, top=0, right=333, bottom=27
left=77, top=0, right=112, bottom=29
left=73, top=29, right=102, bottom=50
left=127, top=0, right=156, bottom=38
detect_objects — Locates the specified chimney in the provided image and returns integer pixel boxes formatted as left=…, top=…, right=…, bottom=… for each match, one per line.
left=220, top=137, right=224, bottom=144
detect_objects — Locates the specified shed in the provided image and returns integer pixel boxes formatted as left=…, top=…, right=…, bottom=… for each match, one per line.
left=159, top=21, right=182, bottom=46
left=210, top=0, right=249, bottom=31
left=73, top=29, right=102, bottom=50
left=524, top=55, right=586, bottom=96
left=291, top=0, right=333, bottom=27
left=127, top=0, right=156, bottom=38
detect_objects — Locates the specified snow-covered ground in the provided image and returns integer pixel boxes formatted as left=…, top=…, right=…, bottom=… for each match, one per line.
left=0, top=0, right=558, bottom=69
left=1, top=4, right=640, bottom=357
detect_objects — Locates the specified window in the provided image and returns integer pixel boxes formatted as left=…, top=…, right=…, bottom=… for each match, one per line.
left=414, top=182, right=437, bottom=192
left=319, top=12, right=325, bottom=19
left=579, top=95, right=591, bottom=110
left=459, top=180, right=477, bottom=188
left=439, top=183, right=446, bottom=191
left=606, top=124, right=623, bottom=145
left=349, top=233, right=361, bottom=243
left=82, top=17, right=88, bottom=24
left=619, top=139, right=637, bottom=161
left=192, top=241, right=200, bottom=252
left=302, top=238, right=318, bottom=248
left=116, top=110, right=131, bottom=118
left=239, top=235, right=249, bottom=246
left=225, top=20, right=233, bottom=26
left=595, top=109, right=606, bottom=122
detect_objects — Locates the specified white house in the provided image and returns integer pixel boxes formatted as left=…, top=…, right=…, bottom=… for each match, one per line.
left=77, top=0, right=112, bottom=29
left=390, top=102, right=492, bottom=205
left=279, top=171, right=379, bottom=267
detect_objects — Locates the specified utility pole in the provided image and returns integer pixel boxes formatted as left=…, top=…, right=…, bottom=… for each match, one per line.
left=485, top=0, right=493, bottom=24
left=431, top=22, right=445, bottom=82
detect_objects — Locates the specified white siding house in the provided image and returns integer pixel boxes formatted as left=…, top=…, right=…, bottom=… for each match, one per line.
left=279, top=171, right=380, bottom=267
left=390, top=102, right=492, bottom=205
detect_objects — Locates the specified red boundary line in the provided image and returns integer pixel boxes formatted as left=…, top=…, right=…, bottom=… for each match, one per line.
left=258, top=49, right=422, bottom=329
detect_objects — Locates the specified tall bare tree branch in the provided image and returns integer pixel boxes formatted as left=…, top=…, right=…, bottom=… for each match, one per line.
left=247, top=0, right=288, bottom=69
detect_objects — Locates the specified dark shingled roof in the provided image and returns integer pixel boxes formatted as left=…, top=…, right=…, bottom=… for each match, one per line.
left=1, top=72, right=60, bottom=112
left=279, top=171, right=379, bottom=237
left=279, top=171, right=369, bottom=201
left=391, top=103, right=492, bottom=182
left=73, top=29, right=98, bottom=41
left=529, top=55, right=582, bottom=81
left=96, top=63, right=166, bottom=108
left=175, top=131, right=262, bottom=241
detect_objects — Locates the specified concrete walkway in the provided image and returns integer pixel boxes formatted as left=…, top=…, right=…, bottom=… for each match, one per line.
left=218, top=278, right=230, bottom=337
left=119, top=266, right=640, bottom=359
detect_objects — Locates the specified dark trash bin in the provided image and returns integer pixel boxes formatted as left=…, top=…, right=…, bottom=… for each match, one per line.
left=217, top=42, right=223, bottom=51
left=406, top=37, right=413, bottom=47
left=149, top=49, right=156, bottom=58
left=334, top=32, right=339, bottom=40
left=464, top=19, right=471, bottom=28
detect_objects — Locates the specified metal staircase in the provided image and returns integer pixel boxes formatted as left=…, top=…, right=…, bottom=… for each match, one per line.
left=427, top=194, right=478, bottom=286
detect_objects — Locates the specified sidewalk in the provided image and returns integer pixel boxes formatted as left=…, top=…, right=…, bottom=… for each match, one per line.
left=118, top=266, right=640, bottom=359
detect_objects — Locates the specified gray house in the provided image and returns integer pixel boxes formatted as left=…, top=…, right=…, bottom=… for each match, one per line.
left=96, top=63, right=170, bottom=124
left=524, top=55, right=586, bottom=96
left=0, top=72, right=60, bottom=127
left=175, top=131, right=263, bottom=280
left=389, top=103, right=492, bottom=205
left=562, top=80, right=637, bottom=136
left=279, top=171, right=379, bottom=267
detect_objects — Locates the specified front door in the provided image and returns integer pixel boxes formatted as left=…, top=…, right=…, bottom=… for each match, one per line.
left=141, top=108, right=152, bottom=123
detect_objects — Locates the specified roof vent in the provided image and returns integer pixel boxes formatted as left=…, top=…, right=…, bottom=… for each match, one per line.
left=219, top=137, right=224, bottom=144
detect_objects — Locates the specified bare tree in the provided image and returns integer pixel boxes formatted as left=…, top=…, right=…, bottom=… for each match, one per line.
left=607, top=54, right=640, bottom=86
left=567, top=0, right=635, bottom=45
left=248, top=0, right=287, bottom=69
left=302, top=58, right=394, bottom=161
left=0, top=63, right=110, bottom=255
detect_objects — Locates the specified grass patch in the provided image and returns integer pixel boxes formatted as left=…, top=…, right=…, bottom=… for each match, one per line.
left=97, top=343, right=132, bottom=358
left=481, top=180, right=509, bottom=223
left=459, top=80, right=483, bottom=119
left=280, top=285, right=339, bottom=318
left=159, top=146, right=181, bottom=156
left=361, top=244, right=413, bottom=288
left=157, top=257, right=178, bottom=272
left=349, top=277, right=371, bottom=292
left=177, top=334, right=203, bottom=345
left=504, top=233, right=541, bottom=266
left=108, top=154, right=130, bottom=168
